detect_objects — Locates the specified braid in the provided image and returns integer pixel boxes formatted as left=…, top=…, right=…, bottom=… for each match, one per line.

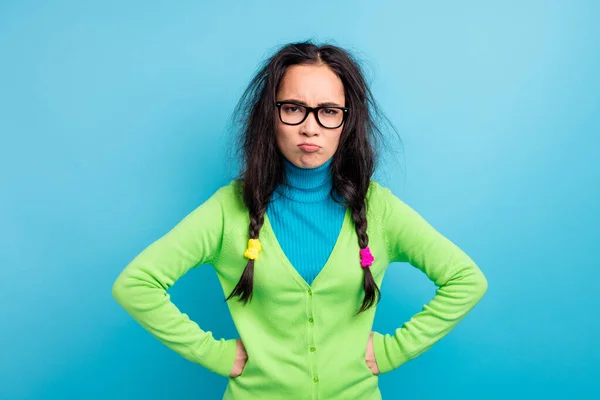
left=226, top=202, right=267, bottom=304
left=350, top=201, right=381, bottom=314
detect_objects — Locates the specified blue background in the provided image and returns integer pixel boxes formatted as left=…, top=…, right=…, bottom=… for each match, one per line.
left=1, top=0, right=599, bottom=399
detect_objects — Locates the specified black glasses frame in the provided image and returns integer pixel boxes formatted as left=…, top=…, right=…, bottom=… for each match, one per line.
left=275, top=101, right=349, bottom=129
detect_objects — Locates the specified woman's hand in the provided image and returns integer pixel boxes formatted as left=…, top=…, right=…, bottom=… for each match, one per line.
left=365, top=331, right=380, bottom=375
left=229, top=338, right=248, bottom=377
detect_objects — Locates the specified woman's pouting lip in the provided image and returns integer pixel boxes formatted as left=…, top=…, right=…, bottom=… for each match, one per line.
left=298, top=143, right=320, bottom=152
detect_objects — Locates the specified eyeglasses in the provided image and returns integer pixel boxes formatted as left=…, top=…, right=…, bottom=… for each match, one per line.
left=275, top=101, right=349, bottom=129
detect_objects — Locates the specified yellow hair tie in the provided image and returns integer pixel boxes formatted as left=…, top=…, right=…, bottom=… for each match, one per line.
left=244, top=238, right=262, bottom=260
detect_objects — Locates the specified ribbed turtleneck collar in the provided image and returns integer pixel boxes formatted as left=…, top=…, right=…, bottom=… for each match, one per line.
left=275, top=157, right=334, bottom=203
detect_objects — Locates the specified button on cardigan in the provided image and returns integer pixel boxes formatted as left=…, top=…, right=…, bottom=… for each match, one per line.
left=112, top=179, right=488, bottom=400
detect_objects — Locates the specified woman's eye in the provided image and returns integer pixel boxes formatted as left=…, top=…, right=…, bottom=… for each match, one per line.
left=323, top=108, right=339, bottom=115
left=284, top=106, right=300, bottom=113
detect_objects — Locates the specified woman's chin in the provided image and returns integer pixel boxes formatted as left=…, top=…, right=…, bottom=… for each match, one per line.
left=297, top=157, right=323, bottom=169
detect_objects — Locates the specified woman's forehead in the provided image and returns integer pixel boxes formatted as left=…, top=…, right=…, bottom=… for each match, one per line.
left=278, top=64, right=344, bottom=104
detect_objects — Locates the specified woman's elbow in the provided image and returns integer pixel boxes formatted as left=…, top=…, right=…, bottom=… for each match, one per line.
left=470, top=265, right=488, bottom=300
left=111, top=272, right=130, bottom=307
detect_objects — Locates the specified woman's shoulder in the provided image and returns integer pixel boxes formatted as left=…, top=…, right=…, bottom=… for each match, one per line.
left=211, top=179, right=245, bottom=208
left=215, top=178, right=242, bottom=194
left=367, top=179, right=394, bottom=202
left=366, top=178, right=410, bottom=217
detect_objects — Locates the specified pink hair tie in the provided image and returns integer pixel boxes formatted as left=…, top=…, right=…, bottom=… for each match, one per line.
left=360, top=247, right=374, bottom=268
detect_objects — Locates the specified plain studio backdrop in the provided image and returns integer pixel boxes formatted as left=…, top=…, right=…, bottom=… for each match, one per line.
left=1, top=1, right=598, bottom=399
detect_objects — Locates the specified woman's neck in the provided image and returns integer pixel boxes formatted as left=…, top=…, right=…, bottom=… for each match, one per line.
left=275, top=157, right=333, bottom=203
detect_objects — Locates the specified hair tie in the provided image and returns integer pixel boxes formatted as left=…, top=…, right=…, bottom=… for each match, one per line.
left=244, top=238, right=262, bottom=260
left=360, top=247, right=374, bottom=268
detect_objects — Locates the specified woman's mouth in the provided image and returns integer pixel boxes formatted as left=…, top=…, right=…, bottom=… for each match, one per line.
left=298, top=143, right=320, bottom=153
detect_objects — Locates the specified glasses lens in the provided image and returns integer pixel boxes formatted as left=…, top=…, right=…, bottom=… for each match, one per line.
left=318, top=108, right=344, bottom=128
left=280, top=104, right=307, bottom=124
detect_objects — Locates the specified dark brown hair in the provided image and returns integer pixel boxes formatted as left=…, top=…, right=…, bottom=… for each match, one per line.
left=226, top=40, right=401, bottom=314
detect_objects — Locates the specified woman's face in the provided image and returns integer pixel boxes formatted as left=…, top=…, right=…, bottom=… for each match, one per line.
left=275, top=64, right=345, bottom=169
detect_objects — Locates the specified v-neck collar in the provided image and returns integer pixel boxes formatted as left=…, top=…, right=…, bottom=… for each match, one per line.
left=263, top=207, right=351, bottom=290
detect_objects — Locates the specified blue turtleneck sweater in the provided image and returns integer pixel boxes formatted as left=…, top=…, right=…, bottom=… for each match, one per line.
left=266, top=157, right=347, bottom=285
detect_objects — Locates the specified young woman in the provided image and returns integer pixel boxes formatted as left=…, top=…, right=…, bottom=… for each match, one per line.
left=112, top=41, right=488, bottom=400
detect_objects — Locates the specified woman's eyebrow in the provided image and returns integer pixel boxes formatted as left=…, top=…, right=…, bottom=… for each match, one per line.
left=280, top=98, right=344, bottom=107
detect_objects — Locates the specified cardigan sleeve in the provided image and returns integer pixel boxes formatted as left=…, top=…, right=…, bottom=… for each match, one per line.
left=111, top=185, right=237, bottom=378
left=372, top=186, right=488, bottom=374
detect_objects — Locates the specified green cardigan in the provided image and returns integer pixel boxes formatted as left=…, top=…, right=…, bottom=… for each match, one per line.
left=112, top=179, right=488, bottom=400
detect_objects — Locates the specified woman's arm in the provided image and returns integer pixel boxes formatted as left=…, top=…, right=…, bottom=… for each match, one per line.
left=111, top=186, right=237, bottom=377
left=372, top=187, right=488, bottom=374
